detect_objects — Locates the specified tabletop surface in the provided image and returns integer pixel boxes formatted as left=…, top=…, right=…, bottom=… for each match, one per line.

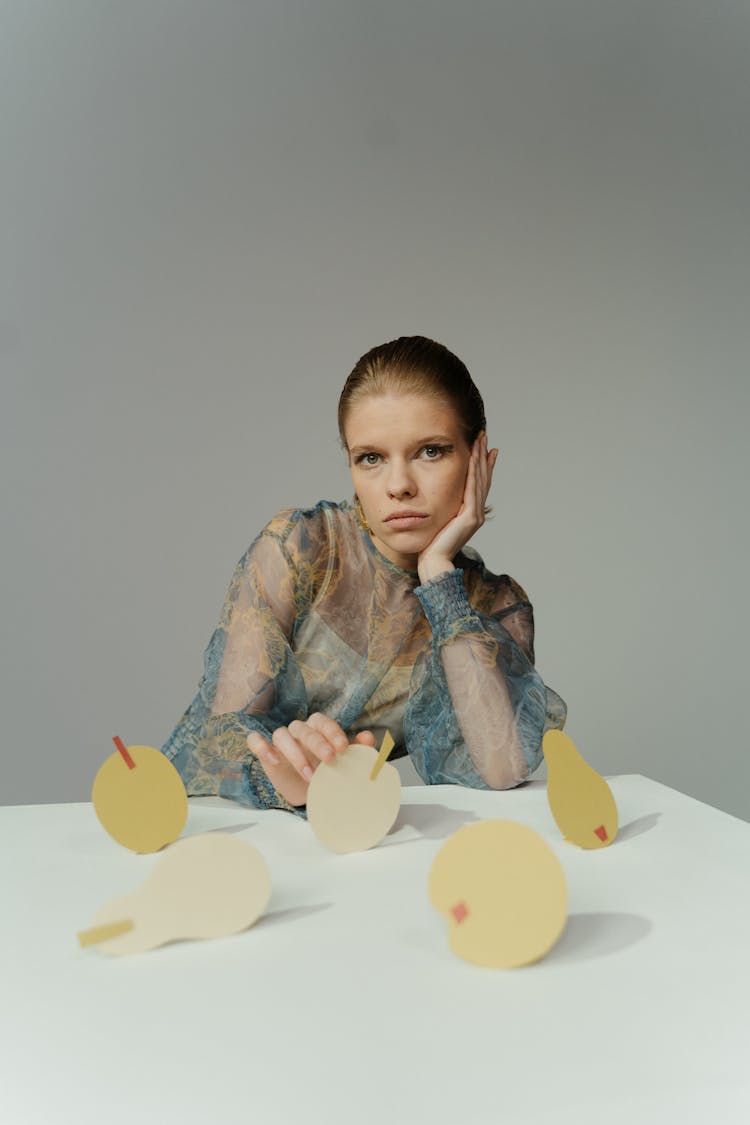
left=2, top=774, right=749, bottom=1125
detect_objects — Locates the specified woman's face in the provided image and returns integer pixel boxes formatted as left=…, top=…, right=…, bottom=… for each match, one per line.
left=345, top=392, right=473, bottom=571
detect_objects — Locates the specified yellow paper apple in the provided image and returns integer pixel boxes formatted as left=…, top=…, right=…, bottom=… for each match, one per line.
left=91, top=736, right=188, bottom=853
left=429, top=819, right=568, bottom=968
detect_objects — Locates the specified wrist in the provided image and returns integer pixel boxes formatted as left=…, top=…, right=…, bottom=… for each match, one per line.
left=417, top=556, right=455, bottom=584
left=414, top=567, right=473, bottom=639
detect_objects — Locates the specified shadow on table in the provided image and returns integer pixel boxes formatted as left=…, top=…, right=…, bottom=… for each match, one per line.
left=386, top=803, right=481, bottom=843
left=541, top=911, right=652, bottom=966
left=257, top=902, right=333, bottom=929
left=616, top=812, right=661, bottom=842
left=196, top=821, right=259, bottom=836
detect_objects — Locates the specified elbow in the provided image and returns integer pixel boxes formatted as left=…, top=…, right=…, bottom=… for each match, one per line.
left=478, top=732, right=530, bottom=791
left=483, top=765, right=528, bottom=791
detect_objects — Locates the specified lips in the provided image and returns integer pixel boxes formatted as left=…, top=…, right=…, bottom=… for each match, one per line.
left=384, top=512, right=429, bottom=530
left=385, top=511, right=428, bottom=522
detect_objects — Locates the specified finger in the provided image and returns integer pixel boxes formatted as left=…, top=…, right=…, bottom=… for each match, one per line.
left=487, top=447, right=499, bottom=491
left=306, top=711, right=349, bottom=753
left=247, top=731, right=281, bottom=767
left=462, top=439, right=479, bottom=514
left=288, top=718, right=337, bottom=764
left=248, top=733, right=310, bottom=807
left=271, top=726, right=317, bottom=782
left=473, top=436, right=486, bottom=516
left=478, top=434, right=493, bottom=501
left=352, top=730, right=377, bottom=746
left=476, top=435, right=486, bottom=481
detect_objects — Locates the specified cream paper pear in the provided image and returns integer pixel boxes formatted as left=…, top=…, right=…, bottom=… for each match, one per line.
left=79, top=833, right=271, bottom=955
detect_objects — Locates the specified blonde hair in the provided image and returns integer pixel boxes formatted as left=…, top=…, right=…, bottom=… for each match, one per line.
left=338, top=336, right=486, bottom=452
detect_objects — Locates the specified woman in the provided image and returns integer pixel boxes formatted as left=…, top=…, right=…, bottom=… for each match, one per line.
left=161, top=336, right=566, bottom=813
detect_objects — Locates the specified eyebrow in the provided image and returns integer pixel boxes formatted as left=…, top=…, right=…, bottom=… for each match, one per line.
left=348, top=434, right=455, bottom=456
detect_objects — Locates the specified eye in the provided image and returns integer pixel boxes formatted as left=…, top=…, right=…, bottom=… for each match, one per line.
left=420, top=444, right=451, bottom=460
left=355, top=452, right=381, bottom=467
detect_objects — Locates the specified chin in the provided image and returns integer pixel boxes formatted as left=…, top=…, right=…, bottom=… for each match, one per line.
left=381, top=525, right=430, bottom=540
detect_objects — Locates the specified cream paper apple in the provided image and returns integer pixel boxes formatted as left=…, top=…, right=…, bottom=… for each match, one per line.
left=306, top=732, right=401, bottom=853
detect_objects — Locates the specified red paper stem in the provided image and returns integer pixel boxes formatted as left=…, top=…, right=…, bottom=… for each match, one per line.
left=113, top=735, right=136, bottom=770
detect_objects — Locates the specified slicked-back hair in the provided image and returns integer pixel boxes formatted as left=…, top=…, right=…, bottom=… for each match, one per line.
left=338, top=336, right=486, bottom=453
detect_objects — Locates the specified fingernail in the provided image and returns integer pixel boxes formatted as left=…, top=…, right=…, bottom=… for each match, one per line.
left=302, top=765, right=314, bottom=781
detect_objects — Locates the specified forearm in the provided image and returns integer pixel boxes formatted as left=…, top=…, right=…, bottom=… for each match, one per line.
left=161, top=520, right=310, bottom=816
left=414, top=569, right=540, bottom=788
left=438, top=637, right=527, bottom=788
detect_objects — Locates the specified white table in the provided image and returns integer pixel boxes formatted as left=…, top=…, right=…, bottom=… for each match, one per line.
left=2, top=775, right=749, bottom=1125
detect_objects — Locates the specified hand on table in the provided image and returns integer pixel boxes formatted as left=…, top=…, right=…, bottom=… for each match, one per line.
left=247, top=714, right=377, bottom=806
left=417, top=431, right=498, bottom=583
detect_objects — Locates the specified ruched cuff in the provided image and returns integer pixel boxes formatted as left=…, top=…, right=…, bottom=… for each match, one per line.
left=415, top=568, right=474, bottom=641
left=218, top=756, right=307, bottom=818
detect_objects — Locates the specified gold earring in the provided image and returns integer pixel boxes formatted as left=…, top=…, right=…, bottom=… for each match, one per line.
left=354, top=495, right=372, bottom=534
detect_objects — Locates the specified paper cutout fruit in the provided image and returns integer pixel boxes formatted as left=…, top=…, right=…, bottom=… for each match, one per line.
left=542, top=729, right=618, bottom=848
left=77, top=833, right=271, bottom=955
left=306, top=733, right=400, bottom=853
left=428, top=820, right=568, bottom=968
left=92, top=736, right=188, bottom=853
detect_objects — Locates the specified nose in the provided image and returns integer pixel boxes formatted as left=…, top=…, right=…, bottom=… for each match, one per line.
left=385, top=458, right=417, bottom=498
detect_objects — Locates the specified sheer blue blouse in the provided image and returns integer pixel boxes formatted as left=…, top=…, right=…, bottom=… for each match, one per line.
left=161, top=500, right=566, bottom=814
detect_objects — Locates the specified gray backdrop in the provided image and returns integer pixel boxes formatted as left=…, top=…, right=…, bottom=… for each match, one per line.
left=3, top=1, right=748, bottom=820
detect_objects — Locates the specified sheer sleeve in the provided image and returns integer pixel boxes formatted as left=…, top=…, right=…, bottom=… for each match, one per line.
left=160, top=518, right=311, bottom=813
left=404, top=568, right=566, bottom=790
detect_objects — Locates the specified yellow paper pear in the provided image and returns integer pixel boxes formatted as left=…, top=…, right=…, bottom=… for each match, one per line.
left=542, top=729, right=618, bottom=848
